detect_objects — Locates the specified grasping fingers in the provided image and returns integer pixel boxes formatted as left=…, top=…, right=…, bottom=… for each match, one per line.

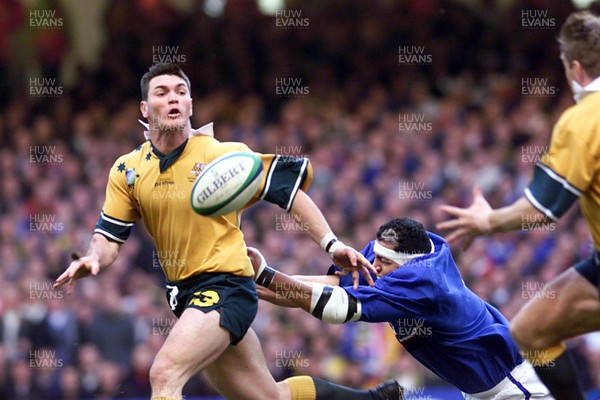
left=436, top=186, right=493, bottom=250
left=333, top=246, right=376, bottom=288
left=54, top=254, right=100, bottom=295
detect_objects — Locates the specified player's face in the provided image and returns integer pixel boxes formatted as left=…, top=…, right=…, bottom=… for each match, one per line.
left=141, top=74, right=192, bottom=133
left=373, top=242, right=400, bottom=277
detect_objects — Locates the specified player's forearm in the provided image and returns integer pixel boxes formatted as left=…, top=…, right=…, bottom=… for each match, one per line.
left=489, top=196, right=548, bottom=234
left=289, top=190, right=335, bottom=250
left=256, top=285, right=301, bottom=308
left=256, top=267, right=360, bottom=324
left=257, top=274, right=340, bottom=308
left=86, top=233, right=121, bottom=270
left=263, top=271, right=314, bottom=312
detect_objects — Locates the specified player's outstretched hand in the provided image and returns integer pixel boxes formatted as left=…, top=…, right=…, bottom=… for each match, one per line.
left=436, top=186, right=493, bottom=250
left=53, top=253, right=100, bottom=295
left=332, top=245, right=376, bottom=289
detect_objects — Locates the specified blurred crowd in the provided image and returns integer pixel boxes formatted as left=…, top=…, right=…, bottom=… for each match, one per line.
left=1, top=0, right=600, bottom=398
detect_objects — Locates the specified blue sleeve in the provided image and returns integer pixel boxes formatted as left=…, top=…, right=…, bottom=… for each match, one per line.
left=343, top=269, right=437, bottom=324
left=325, top=241, right=377, bottom=287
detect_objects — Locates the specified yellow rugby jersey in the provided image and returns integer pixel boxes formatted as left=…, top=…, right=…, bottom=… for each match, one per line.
left=524, top=90, right=600, bottom=249
left=94, top=134, right=313, bottom=282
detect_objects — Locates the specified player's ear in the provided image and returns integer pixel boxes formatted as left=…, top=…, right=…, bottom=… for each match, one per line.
left=573, top=60, right=591, bottom=84
left=190, top=99, right=193, bottom=116
left=140, top=101, right=148, bottom=118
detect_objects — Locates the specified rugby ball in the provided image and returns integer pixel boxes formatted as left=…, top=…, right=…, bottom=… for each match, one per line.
left=191, top=152, right=263, bottom=217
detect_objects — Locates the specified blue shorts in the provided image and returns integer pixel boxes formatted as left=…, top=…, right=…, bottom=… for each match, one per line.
left=165, top=273, right=258, bottom=345
left=573, top=251, right=600, bottom=291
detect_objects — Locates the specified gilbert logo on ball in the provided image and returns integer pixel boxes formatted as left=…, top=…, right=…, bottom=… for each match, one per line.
left=191, top=152, right=263, bottom=217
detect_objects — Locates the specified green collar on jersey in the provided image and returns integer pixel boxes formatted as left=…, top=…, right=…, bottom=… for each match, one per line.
left=150, top=139, right=188, bottom=173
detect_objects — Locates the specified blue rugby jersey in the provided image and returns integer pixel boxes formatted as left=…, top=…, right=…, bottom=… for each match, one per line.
left=327, top=233, right=523, bottom=394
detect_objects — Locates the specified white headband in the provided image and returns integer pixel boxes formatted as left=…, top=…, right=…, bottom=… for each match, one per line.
left=373, top=239, right=434, bottom=266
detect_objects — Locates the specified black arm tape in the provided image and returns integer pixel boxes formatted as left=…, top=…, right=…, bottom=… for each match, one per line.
left=256, top=266, right=276, bottom=288
left=324, top=239, right=338, bottom=254
left=311, top=286, right=333, bottom=319
left=344, top=292, right=358, bottom=323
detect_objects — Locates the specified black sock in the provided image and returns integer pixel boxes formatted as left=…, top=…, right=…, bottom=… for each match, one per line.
left=312, top=377, right=378, bottom=400
left=534, top=350, right=585, bottom=400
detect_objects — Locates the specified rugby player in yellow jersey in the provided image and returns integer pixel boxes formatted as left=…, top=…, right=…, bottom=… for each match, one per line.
left=437, top=11, right=600, bottom=400
left=53, top=63, right=401, bottom=400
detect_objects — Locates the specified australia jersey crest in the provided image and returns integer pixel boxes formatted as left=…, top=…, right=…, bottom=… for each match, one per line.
left=188, top=162, right=206, bottom=182
left=126, top=168, right=138, bottom=189
left=191, top=162, right=206, bottom=175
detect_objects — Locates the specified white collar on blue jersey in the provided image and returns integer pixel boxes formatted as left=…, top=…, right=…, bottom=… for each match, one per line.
left=373, top=239, right=434, bottom=266
left=138, top=120, right=215, bottom=141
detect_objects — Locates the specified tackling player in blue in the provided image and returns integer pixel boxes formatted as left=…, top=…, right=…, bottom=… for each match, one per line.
left=249, top=217, right=553, bottom=399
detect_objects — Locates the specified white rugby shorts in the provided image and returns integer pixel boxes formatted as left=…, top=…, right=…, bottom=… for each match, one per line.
left=462, top=360, right=554, bottom=400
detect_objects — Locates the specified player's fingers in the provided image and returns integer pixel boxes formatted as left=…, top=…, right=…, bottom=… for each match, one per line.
left=90, top=260, right=101, bottom=276
left=356, top=252, right=375, bottom=275
left=360, top=266, right=375, bottom=287
left=352, top=270, right=359, bottom=290
left=53, top=277, right=67, bottom=289
left=67, top=278, right=75, bottom=296
left=436, top=218, right=468, bottom=231
left=53, top=271, right=68, bottom=288
left=438, top=204, right=467, bottom=217
left=334, top=270, right=348, bottom=277
left=444, top=228, right=469, bottom=245
left=345, top=248, right=358, bottom=267
left=55, top=257, right=93, bottom=288
left=256, top=285, right=271, bottom=300
left=54, top=263, right=79, bottom=288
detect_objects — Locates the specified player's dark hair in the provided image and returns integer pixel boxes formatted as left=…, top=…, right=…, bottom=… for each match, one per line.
left=376, top=217, right=431, bottom=254
left=140, top=63, right=191, bottom=101
left=558, top=11, right=600, bottom=77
